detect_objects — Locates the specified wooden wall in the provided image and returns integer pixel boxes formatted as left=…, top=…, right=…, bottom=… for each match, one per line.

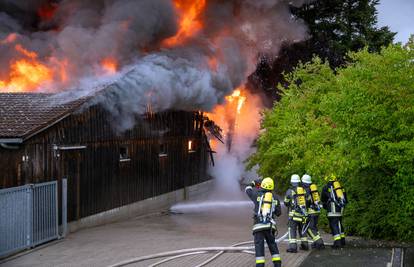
left=0, top=105, right=210, bottom=222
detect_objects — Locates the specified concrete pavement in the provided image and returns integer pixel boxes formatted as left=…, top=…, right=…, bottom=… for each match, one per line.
left=1, top=198, right=312, bottom=267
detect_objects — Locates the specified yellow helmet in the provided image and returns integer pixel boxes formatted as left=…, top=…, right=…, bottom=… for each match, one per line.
left=261, top=177, right=274, bottom=190
left=325, top=174, right=337, bottom=182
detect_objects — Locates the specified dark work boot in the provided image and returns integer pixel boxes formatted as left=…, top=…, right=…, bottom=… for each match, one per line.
left=300, top=242, right=309, bottom=251
left=332, top=239, right=341, bottom=249
left=312, top=239, right=325, bottom=250
left=273, top=261, right=282, bottom=267
left=341, top=237, right=346, bottom=247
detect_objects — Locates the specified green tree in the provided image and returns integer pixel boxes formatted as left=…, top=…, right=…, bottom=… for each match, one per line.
left=249, top=41, right=414, bottom=241
left=250, top=0, right=395, bottom=101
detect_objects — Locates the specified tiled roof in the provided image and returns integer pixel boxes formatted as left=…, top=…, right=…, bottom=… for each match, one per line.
left=0, top=93, right=88, bottom=140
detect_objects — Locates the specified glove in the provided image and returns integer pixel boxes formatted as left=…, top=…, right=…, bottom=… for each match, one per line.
left=249, top=181, right=256, bottom=187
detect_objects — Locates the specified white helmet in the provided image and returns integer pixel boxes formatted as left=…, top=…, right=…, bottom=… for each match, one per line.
left=302, top=174, right=312, bottom=184
left=291, top=174, right=300, bottom=183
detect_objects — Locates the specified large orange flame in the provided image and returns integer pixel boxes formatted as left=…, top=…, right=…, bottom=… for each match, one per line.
left=163, top=0, right=206, bottom=47
left=0, top=45, right=56, bottom=92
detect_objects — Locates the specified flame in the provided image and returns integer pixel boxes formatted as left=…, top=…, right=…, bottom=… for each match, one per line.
left=163, top=0, right=206, bottom=47
left=102, top=58, right=118, bottom=74
left=205, top=87, right=247, bottom=136
left=0, top=45, right=56, bottom=92
left=188, top=140, right=193, bottom=151
left=0, top=60, right=53, bottom=92
left=15, top=44, right=37, bottom=59
left=206, top=86, right=262, bottom=154
left=225, top=89, right=246, bottom=114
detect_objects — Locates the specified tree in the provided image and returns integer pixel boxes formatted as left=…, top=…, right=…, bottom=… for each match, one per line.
left=248, top=41, right=414, bottom=241
left=250, top=0, right=396, bottom=101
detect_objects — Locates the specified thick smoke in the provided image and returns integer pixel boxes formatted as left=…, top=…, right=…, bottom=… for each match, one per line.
left=0, top=0, right=309, bottom=128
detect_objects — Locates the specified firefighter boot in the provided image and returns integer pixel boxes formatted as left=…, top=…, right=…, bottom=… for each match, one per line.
left=273, top=261, right=282, bottom=267
left=340, top=237, right=346, bottom=247
left=311, top=239, right=325, bottom=250
left=332, top=239, right=341, bottom=249
left=300, top=241, right=309, bottom=251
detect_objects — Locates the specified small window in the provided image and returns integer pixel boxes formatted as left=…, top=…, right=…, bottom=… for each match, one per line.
left=159, top=143, right=167, bottom=157
left=119, top=146, right=130, bottom=162
left=188, top=140, right=196, bottom=153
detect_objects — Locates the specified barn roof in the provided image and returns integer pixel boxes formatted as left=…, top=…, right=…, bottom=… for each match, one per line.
left=0, top=93, right=88, bottom=142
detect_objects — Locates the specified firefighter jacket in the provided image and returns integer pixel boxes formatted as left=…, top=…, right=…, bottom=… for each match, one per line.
left=284, top=186, right=310, bottom=222
left=245, top=185, right=281, bottom=233
left=303, top=184, right=321, bottom=215
left=321, top=181, right=347, bottom=217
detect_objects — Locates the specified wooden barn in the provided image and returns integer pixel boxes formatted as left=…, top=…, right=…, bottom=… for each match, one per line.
left=0, top=93, right=211, bottom=222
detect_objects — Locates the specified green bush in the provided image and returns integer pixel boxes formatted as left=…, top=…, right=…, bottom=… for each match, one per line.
left=249, top=40, right=414, bottom=241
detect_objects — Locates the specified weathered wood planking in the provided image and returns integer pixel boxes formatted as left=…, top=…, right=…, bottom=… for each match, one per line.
left=0, top=105, right=210, bottom=222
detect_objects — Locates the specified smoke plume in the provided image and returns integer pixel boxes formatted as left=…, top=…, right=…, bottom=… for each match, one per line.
left=0, top=0, right=309, bottom=128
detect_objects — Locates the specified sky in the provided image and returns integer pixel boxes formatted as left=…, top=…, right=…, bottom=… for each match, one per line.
left=377, top=0, right=414, bottom=43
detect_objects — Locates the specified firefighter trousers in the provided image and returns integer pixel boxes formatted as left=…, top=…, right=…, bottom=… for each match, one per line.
left=254, top=230, right=281, bottom=267
left=328, top=216, right=345, bottom=247
left=307, top=214, right=324, bottom=248
left=287, top=218, right=308, bottom=252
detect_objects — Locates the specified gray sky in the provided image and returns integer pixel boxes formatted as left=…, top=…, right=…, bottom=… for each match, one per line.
left=377, top=0, right=414, bottom=43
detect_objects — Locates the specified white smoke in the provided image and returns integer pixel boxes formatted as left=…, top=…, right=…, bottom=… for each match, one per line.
left=205, top=89, right=263, bottom=201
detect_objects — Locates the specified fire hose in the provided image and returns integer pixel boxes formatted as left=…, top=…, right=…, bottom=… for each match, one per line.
left=109, top=232, right=289, bottom=267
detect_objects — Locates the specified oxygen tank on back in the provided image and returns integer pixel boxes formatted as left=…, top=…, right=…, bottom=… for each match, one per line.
left=260, top=192, right=273, bottom=219
left=296, top=187, right=306, bottom=206
left=296, top=186, right=307, bottom=216
left=333, top=181, right=344, bottom=199
left=310, top=184, right=320, bottom=202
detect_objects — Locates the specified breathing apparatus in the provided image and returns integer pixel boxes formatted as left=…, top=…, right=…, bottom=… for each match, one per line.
left=258, top=192, right=274, bottom=223
left=331, top=181, right=346, bottom=207
left=310, top=184, right=321, bottom=211
left=257, top=178, right=276, bottom=225
left=295, top=186, right=307, bottom=216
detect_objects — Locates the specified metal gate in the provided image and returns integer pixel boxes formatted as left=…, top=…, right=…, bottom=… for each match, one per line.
left=0, top=181, right=59, bottom=258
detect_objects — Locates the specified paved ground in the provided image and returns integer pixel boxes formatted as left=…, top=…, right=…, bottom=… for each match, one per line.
left=300, top=247, right=392, bottom=267
left=1, top=198, right=311, bottom=267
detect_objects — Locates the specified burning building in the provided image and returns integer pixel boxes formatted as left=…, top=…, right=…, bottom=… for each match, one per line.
left=0, top=92, right=210, bottom=223
left=0, top=0, right=311, bottom=228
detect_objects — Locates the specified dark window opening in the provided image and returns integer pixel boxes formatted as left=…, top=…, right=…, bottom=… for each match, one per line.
left=159, top=143, right=167, bottom=157
left=119, top=146, right=130, bottom=162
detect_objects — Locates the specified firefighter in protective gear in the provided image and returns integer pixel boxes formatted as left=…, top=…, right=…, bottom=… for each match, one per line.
left=246, top=177, right=282, bottom=267
left=301, top=174, right=325, bottom=249
left=321, top=174, right=347, bottom=249
left=284, top=174, right=309, bottom=253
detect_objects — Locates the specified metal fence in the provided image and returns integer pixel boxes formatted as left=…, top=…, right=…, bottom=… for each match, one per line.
left=0, top=181, right=59, bottom=258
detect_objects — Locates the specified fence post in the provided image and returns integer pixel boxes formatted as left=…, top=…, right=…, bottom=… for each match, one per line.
left=61, top=178, right=67, bottom=238
left=26, top=185, right=33, bottom=247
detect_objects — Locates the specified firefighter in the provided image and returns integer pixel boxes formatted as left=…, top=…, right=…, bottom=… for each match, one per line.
left=245, top=177, right=282, bottom=267
left=301, top=174, right=325, bottom=249
left=321, top=174, right=347, bottom=249
left=284, top=174, right=309, bottom=253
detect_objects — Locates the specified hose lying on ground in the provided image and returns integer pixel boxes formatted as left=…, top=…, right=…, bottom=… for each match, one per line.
left=109, top=232, right=289, bottom=267
left=194, top=232, right=289, bottom=267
